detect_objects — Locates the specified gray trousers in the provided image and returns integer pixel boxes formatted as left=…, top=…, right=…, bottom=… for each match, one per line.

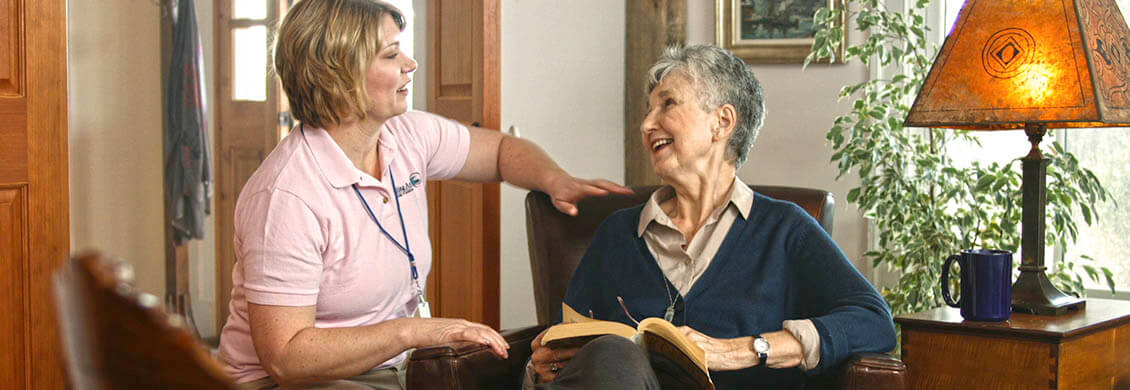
left=536, top=335, right=661, bottom=390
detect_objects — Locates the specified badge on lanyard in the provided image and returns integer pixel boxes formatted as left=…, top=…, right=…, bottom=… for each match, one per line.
left=416, top=295, right=432, bottom=318
left=353, top=167, right=432, bottom=319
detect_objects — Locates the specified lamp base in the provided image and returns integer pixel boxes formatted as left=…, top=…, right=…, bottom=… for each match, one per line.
left=1011, top=269, right=1085, bottom=315
left=1012, top=125, right=1085, bottom=317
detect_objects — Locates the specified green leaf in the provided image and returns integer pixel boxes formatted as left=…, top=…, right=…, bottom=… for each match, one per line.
left=1081, top=264, right=1099, bottom=282
left=1103, top=268, right=1116, bottom=294
left=973, top=175, right=995, bottom=192
left=814, top=8, right=830, bottom=22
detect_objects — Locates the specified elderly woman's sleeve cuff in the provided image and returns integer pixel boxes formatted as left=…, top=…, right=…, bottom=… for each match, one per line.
left=522, top=358, right=538, bottom=390
left=782, top=319, right=822, bottom=371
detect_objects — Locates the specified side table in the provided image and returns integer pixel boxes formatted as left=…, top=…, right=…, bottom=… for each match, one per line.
left=895, top=298, right=1130, bottom=389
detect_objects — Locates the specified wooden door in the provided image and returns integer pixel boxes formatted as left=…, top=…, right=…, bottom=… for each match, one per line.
left=425, top=0, right=500, bottom=329
left=625, top=0, right=684, bottom=186
left=0, top=1, right=69, bottom=389
left=214, top=0, right=289, bottom=331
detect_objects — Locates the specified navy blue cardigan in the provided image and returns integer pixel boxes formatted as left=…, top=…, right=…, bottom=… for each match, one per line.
left=563, top=193, right=896, bottom=389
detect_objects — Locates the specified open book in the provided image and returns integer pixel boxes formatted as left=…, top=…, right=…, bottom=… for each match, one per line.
left=542, top=303, right=713, bottom=389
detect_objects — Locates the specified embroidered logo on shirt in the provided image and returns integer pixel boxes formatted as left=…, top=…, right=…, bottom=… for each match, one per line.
left=396, top=172, right=424, bottom=197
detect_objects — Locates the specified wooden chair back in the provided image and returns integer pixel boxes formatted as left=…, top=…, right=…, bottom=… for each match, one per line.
left=54, top=251, right=235, bottom=389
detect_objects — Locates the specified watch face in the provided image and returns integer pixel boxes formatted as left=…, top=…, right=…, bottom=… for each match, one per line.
left=754, top=337, right=770, bottom=353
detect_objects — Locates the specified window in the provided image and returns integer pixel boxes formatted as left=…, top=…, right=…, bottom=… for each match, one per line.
left=1065, top=0, right=1130, bottom=295
left=1066, top=129, right=1130, bottom=293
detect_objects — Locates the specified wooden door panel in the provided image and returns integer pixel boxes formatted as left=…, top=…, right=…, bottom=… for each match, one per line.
left=0, top=99, right=27, bottom=182
left=436, top=181, right=480, bottom=321
left=12, top=0, right=69, bottom=388
left=0, top=0, right=22, bottom=96
left=0, top=187, right=27, bottom=388
left=437, top=0, right=471, bottom=84
left=426, top=0, right=499, bottom=329
left=432, top=97, right=472, bottom=120
left=216, top=147, right=265, bottom=326
left=428, top=0, right=474, bottom=121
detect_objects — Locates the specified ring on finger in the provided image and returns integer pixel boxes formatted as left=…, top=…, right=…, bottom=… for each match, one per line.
left=550, top=362, right=560, bottom=373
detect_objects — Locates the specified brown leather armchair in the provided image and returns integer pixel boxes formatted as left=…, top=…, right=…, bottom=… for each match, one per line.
left=407, top=186, right=907, bottom=389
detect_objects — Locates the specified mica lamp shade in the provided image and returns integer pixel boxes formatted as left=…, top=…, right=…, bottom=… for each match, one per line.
left=905, top=0, right=1130, bottom=130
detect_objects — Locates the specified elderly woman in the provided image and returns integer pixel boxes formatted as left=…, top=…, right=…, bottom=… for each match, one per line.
left=526, top=44, right=896, bottom=389
left=216, top=1, right=630, bottom=389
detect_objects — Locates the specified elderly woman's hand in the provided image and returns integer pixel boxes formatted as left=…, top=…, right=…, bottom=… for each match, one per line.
left=680, top=327, right=805, bottom=370
left=529, top=327, right=580, bottom=383
left=545, top=175, right=633, bottom=216
left=679, top=326, right=759, bottom=371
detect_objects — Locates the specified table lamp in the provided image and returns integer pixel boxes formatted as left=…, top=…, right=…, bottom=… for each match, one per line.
left=904, top=0, right=1130, bottom=315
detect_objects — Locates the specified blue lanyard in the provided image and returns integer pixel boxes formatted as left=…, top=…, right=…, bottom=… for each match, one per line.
left=352, top=168, right=421, bottom=286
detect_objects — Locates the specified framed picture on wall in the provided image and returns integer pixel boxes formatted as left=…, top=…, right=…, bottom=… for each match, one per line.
left=716, top=0, right=845, bottom=64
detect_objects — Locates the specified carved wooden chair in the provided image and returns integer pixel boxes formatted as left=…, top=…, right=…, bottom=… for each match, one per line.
left=405, top=185, right=907, bottom=390
left=54, top=252, right=236, bottom=389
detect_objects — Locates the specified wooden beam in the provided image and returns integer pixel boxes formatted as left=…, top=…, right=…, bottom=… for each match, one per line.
left=624, top=0, right=685, bottom=186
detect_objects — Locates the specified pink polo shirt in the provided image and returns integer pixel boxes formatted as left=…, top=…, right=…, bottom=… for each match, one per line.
left=217, top=111, right=470, bottom=383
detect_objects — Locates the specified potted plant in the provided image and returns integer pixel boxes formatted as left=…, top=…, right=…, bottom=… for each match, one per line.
left=805, top=0, right=1117, bottom=316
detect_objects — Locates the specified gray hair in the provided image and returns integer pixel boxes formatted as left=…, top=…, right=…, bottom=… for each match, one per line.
left=646, top=44, right=765, bottom=167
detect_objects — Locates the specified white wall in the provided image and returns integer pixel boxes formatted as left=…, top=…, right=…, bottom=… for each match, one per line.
left=411, top=0, right=428, bottom=110
left=686, top=1, right=871, bottom=274
left=68, top=0, right=219, bottom=337
left=499, top=0, right=626, bottom=328
left=68, top=0, right=168, bottom=301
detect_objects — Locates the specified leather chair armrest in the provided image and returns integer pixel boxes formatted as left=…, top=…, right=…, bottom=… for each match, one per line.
left=806, top=352, right=906, bottom=390
left=838, top=352, right=906, bottom=390
left=406, top=325, right=546, bottom=390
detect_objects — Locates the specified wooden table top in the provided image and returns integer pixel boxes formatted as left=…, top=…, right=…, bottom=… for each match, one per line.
left=895, top=298, right=1130, bottom=341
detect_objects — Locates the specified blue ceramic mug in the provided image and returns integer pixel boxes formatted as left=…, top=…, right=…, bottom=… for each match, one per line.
left=941, top=249, right=1013, bottom=321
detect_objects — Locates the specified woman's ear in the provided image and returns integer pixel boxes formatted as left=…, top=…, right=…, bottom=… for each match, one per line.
left=713, top=104, right=738, bottom=141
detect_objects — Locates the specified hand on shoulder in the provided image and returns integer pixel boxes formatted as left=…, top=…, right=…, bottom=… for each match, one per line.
left=546, top=175, right=634, bottom=216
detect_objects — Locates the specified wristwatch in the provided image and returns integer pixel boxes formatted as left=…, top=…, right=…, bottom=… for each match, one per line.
left=753, top=335, right=770, bottom=364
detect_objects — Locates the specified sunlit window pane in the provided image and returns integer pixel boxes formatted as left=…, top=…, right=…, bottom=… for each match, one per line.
left=233, top=26, right=268, bottom=102
left=1067, top=0, right=1129, bottom=292
left=1066, top=128, right=1130, bottom=290
left=233, top=0, right=268, bottom=20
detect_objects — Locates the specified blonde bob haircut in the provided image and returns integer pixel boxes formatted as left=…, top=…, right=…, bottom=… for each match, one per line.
left=274, top=0, right=405, bottom=129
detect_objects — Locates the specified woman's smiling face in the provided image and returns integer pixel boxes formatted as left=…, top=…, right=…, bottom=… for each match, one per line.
left=640, top=73, right=721, bottom=179
left=364, top=14, right=417, bottom=121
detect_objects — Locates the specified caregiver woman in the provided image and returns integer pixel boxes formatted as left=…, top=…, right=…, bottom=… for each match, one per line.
left=216, top=1, right=631, bottom=388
